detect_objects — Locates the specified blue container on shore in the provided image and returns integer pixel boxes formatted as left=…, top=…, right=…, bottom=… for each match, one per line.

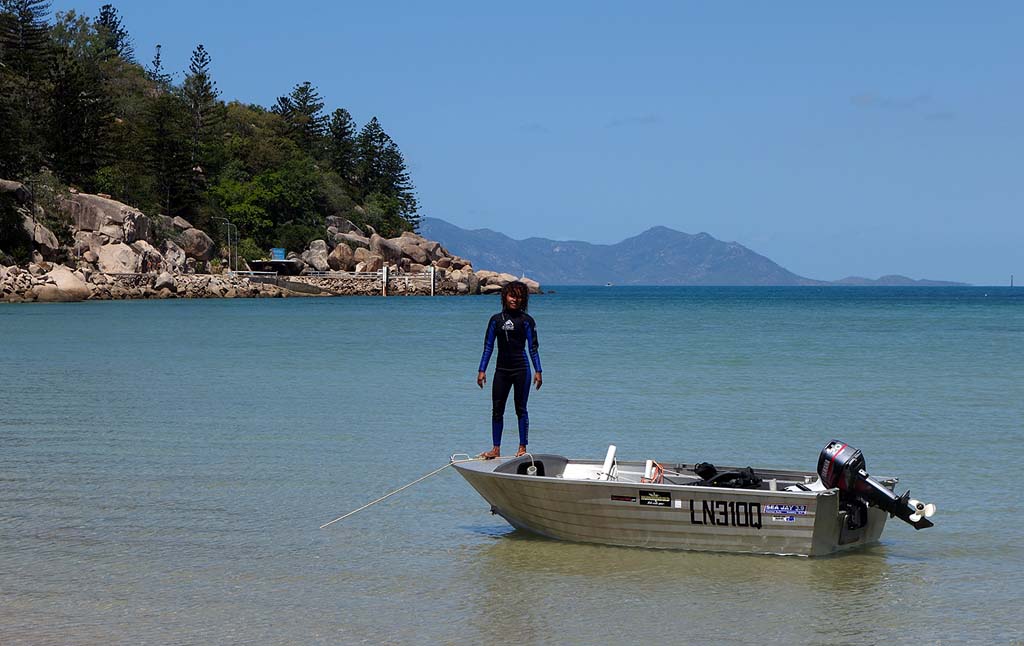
left=270, top=248, right=286, bottom=260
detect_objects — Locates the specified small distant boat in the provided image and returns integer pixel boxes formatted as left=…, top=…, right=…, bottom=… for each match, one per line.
left=605, top=282, right=613, bottom=287
left=453, top=440, right=935, bottom=557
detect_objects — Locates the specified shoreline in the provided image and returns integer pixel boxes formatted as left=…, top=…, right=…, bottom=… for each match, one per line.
left=0, top=265, right=495, bottom=303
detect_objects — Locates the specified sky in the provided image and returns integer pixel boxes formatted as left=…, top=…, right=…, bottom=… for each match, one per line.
left=48, top=1, right=1023, bottom=284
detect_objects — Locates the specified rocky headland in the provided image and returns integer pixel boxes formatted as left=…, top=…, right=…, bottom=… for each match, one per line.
left=0, top=179, right=541, bottom=303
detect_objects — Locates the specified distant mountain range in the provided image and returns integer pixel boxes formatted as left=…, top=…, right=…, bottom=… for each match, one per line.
left=419, top=218, right=966, bottom=286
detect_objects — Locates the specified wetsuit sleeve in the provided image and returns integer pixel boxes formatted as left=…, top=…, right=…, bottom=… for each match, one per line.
left=478, top=316, right=497, bottom=372
left=525, top=316, right=542, bottom=373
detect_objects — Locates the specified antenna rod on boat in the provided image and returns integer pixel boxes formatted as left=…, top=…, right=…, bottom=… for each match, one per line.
left=319, top=457, right=479, bottom=529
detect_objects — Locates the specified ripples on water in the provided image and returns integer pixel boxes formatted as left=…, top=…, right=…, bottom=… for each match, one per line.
left=1, top=287, right=1021, bottom=644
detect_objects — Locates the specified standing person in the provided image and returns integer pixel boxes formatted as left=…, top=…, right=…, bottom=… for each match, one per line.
left=477, top=281, right=543, bottom=459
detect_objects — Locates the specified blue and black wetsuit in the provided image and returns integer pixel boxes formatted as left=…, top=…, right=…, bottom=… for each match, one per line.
left=479, top=309, right=542, bottom=448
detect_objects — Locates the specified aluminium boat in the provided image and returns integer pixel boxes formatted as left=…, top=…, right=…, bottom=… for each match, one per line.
left=452, top=440, right=935, bottom=557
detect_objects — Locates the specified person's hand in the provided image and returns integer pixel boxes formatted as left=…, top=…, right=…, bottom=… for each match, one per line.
left=477, top=371, right=487, bottom=388
left=534, top=372, right=543, bottom=390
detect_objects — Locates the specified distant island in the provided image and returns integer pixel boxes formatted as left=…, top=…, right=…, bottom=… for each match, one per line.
left=419, top=218, right=967, bottom=286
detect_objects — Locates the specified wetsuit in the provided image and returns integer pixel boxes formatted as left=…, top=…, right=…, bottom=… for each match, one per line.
left=478, top=309, right=542, bottom=448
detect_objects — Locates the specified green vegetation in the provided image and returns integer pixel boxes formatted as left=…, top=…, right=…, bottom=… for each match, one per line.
left=0, top=192, right=32, bottom=263
left=0, top=2, right=421, bottom=255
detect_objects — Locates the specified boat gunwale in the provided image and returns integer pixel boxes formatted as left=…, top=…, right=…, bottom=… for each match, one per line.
left=452, top=457, right=881, bottom=499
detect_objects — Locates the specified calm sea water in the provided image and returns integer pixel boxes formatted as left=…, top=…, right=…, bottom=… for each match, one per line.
left=2, top=287, right=1022, bottom=645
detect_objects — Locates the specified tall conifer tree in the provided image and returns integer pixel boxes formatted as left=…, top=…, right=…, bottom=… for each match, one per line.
left=327, top=107, right=357, bottom=187
left=145, top=43, right=172, bottom=88
left=355, top=117, right=420, bottom=232
left=0, top=0, right=51, bottom=77
left=94, top=3, right=132, bottom=62
left=273, top=81, right=327, bottom=154
left=0, top=0, right=52, bottom=177
left=48, top=46, right=110, bottom=187
left=182, top=43, right=221, bottom=165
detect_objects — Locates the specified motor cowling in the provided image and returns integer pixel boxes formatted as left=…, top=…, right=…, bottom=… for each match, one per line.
left=817, top=440, right=934, bottom=530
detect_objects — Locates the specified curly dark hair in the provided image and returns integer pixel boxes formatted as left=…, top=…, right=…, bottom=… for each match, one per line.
left=500, top=280, right=529, bottom=311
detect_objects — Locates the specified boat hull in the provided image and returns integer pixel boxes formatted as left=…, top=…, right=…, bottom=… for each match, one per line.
left=454, top=455, right=889, bottom=556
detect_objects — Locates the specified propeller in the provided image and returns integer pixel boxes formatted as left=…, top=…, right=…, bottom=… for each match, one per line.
left=908, top=499, right=937, bottom=524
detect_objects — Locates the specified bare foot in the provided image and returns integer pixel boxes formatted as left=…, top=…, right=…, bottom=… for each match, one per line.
left=479, top=447, right=501, bottom=459
left=515, top=446, right=528, bottom=457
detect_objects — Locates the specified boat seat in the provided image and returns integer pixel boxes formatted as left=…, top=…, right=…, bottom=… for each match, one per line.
left=596, top=445, right=617, bottom=481
left=785, top=479, right=827, bottom=493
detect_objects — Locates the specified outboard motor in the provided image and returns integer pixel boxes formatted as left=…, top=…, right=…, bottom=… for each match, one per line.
left=817, top=440, right=935, bottom=530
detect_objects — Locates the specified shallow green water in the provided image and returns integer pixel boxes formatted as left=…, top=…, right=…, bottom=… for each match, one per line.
left=2, top=287, right=1022, bottom=644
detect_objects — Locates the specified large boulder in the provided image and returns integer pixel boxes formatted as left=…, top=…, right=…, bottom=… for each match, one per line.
left=97, top=243, right=141, bottom=274
left=336, top=232, right=369, bottom=249
left=325, top=216, right=365, bottom=237
left=370, top=234, right=402, bottom=264
left=152, top=214, right=174, bottom=231
left=161, top=240, right=186, bottom=273
left=73, top=231, right=105, bottom=256
left=131, top=240, right=164, bottom=273
left=361, top=254, right=384, bottom=272
left=179, top=228, right=215, bottom=261
left=39, top=265, right=90, bottom=301
left=353, top=247, right=373, bottom=264
left=301, top=239, right=330, bottom=271
left=521, top=277, right=541, bottom=294
left=100, top=223, right=124, bottom=242
left=123, top=212, right=150, bottom=243
left=60, top=193, right=143, bottom=233
left=172, top=216, right=193, bottom=230
left=153, top=271, right=176, bottom=291
left=418, top=240, right=443, bottom=261
left=20, top=215, right=60, bottom=258
left=327, top=243, right=354, bottom=271
left=392, top=237, right=428, bottom=265
left=398, top=231, right=426, bottom=244
left=0, top=179, right=32, bottom=204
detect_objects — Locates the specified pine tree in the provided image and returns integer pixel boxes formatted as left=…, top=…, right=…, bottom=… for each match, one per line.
left=182, top=43, right=221, bottom=164
left=381, top=140, right=419, bottom=230
left=94, top=3, right=133, bottom=62
left=354, top=116, right=388, bottom=198
left=48, top=46, right=111, bottom=187
left=327, top=107, right=357, bottom=187
left=144, top=91, right=192, bottom=215
left=355, top=117, right=420, bottom=232
left=0, top=0, right=52, bottom=177
left=0, top=0, right=52, bottom=78
left=273, top=81, right=327, bottom=154
left=145, top=43, right=172, bottom=89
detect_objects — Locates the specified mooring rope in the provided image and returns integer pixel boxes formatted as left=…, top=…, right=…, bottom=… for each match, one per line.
left=319, top=456, right=483, bottom=529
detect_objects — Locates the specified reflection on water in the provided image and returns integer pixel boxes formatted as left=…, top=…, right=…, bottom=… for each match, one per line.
left=456, top=529, right=900, bottom=644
